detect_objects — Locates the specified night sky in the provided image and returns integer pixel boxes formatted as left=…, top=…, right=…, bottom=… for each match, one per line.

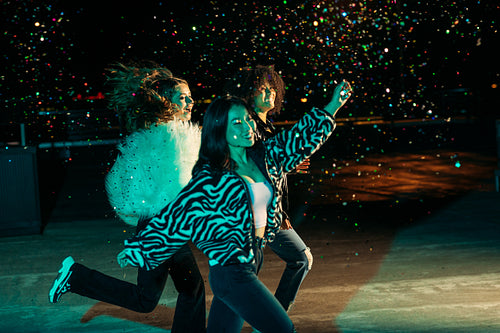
left=2, top=0, right=499, bottom=144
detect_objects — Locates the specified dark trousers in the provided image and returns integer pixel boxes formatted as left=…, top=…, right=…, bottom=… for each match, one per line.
left=207, top=239, right=295, bottom=333
left=69, top=243, right=206, bottom=333
left=268, top=228, right=311, bottom=311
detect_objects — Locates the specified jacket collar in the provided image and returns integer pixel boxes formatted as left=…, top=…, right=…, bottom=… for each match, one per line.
left=248, top=141, right=272, bottom=184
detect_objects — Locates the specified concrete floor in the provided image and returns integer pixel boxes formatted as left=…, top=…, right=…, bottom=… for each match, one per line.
left=1, top=147, right=499, bottom=332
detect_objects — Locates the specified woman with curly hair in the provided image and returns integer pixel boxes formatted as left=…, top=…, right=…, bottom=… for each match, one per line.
left=223, top=65, right=313, bottom=312
left=48, top=62, right=206, bottom=333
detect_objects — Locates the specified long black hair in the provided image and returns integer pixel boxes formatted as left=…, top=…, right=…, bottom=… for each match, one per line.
left=192, top=96, right=249, bottom=176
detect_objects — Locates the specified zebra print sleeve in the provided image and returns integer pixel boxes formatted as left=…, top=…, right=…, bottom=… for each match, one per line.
left=120, top=174, right=210, bottom=270
left=266, top=107, right=336, bottom=173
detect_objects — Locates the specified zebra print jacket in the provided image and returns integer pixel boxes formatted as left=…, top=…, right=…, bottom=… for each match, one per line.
left=120, top=107, right=336, bottom=269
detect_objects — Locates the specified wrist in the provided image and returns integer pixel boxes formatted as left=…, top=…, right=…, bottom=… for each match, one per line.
left=324, top=102, right=341, bottom=116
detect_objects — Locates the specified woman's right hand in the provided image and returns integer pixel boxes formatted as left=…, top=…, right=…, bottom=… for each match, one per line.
left=324, top=80, right=353, bottom=117
left=117, top=249, right=132, bottom=268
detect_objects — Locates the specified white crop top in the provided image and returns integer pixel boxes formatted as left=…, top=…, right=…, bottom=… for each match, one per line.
left=248, top=181, right=273, bottom=229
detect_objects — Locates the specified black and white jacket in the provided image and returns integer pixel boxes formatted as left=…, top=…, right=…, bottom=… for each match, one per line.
left=120, top=107, right=336, bottom=269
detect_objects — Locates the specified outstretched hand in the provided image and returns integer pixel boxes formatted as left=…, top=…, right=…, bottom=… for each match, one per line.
left=324, top=80, right=353, bottom=117
left=117, top=250, right=131, bottom=268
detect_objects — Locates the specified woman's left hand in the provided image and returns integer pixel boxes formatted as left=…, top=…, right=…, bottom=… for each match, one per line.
left=324, top=80, right=353, bottom=117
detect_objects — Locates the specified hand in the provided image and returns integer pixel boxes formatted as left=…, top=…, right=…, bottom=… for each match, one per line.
left=117, top=250, right=131, bottom=268
left=295, top=158, right=310, bottom=174
left=324, top=80, right=353, bottom=117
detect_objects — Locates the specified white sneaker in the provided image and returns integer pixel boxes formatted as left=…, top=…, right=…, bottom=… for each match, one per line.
left=48, top=256, right=75, bottom=303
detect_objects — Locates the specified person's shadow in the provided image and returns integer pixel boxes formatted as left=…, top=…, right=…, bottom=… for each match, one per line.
left=80, top=302, right=175, bottom=329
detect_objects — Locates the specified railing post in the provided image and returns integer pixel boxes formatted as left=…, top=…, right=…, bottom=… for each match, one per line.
left=495, top=120, right=500, bottom=192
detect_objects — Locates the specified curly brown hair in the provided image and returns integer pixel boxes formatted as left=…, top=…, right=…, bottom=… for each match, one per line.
left=223, top=65, right=285, bottom=116
left=105, top=62, right=187, bottom=132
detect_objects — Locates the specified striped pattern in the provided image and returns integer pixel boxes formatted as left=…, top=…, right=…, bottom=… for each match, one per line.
left=122, top=107, right=335, bottom=269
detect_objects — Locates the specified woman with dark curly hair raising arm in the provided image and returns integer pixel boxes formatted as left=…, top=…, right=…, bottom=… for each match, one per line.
left=224, top=65, right=315, bottom=312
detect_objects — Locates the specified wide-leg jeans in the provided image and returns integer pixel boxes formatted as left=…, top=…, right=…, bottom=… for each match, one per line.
left=68, top=242, right=206, bottom=333
left=268, top=228, right=311, bottom=310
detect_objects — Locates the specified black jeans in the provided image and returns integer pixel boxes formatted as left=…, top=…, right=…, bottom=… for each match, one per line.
left=207, top=238, right=295, bottom=333
left=69, top=242, right=206, bottom=333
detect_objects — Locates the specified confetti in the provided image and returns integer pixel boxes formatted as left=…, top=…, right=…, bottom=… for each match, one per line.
left=3, top=1, right=499, bottom=141
left=2, top=2, right=499, bottom=232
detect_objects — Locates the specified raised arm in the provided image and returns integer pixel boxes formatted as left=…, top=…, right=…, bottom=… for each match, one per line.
left=266, top=80, right=353, bottom=173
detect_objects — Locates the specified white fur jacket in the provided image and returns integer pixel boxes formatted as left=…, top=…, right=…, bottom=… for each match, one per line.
left=105, top=121, right=201, bottom=226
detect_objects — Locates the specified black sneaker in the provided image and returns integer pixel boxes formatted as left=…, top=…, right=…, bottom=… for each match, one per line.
left=48, top=256, right=75, bottom=303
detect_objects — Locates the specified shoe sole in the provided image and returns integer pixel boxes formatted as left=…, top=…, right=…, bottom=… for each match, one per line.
left=48, top=257, right=74, bottom=303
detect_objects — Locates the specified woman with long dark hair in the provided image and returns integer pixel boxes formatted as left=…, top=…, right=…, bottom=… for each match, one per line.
left=117, top=80, right=352, bottom=332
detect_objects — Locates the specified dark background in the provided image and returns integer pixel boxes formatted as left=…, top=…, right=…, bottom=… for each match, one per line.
left=1, top=0, right=499, bottom=228
left=3, top=1, right=499, bottom=133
